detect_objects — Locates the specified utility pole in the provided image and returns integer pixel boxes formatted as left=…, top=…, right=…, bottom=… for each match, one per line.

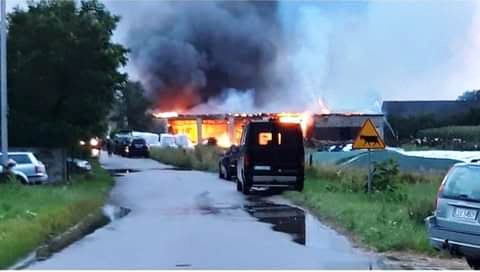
left=1, top=0, right=8, bottom=168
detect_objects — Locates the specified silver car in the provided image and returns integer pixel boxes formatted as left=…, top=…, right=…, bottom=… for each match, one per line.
left=426, top=163, right=480, bottom=269
left=1, top=152, right=49, bottom=184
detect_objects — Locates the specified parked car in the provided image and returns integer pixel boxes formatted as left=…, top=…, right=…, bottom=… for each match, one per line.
left=235, top=120, right=304, bottom=195
left=126, top=137, right=150, bottom=158
left=426, top=163, right=480, bottom=269
left=0, top=159, right=28, bottom=184
left=67, top=158, right=92, bottom=174
left=114, top=136, right=132, bottom=156
left=0, top=152, right=48, bottom=184
left=218, top=145, right=240, bottom=181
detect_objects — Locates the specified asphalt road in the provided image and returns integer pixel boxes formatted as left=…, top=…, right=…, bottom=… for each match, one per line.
left=30, top=153, right=382, bottom=269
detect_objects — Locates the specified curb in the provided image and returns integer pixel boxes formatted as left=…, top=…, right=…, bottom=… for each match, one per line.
left=11, top=210, right=110, bottom=269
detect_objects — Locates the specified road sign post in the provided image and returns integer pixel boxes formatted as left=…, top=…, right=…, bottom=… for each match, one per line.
left=367, top=148, right=372, bottom=193
left=352, top=119, right=385, bottom=193
left=0, top=0, right=7, bottom=169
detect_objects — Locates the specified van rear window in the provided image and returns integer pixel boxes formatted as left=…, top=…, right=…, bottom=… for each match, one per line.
left=258, top=132, right=273, bottom=145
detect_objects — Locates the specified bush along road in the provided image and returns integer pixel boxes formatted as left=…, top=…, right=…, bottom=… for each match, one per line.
left=0, top=161, right=114, bottom=268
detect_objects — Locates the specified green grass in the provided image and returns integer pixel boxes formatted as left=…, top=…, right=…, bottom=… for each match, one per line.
left=150, top=145, right=223, bottom=172
left=286, top=165, right=443, bottom=253
left=0, top=161, right=113, bottom=268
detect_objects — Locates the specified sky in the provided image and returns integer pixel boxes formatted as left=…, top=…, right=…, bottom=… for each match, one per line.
left=5, top=0, right=480, bottom=112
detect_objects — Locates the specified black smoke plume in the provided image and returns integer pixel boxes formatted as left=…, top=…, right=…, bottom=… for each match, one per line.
left=126, top=1, right=281, bottom=111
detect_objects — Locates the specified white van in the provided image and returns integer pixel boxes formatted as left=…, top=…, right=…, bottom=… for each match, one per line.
left=175, top=134, right=194, bottom=149
left=160, top=134, right=178, bottom=148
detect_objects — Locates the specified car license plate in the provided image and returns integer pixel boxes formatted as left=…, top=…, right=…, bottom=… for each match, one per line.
left=453, top=207, right=478, bottom=220
left=135, top=144, right=143, bottom=148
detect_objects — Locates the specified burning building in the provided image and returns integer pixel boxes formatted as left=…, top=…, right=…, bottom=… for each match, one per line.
left=153, top=111, right=385, bottom=148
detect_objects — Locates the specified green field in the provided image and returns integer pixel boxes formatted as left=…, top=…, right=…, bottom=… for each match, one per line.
left=0, top=162, right=113, bottom=268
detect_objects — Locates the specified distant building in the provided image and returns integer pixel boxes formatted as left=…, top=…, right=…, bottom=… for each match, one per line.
left=156, top=112, right=385, bottom=147
left=382, top=100, right=480, bottom=119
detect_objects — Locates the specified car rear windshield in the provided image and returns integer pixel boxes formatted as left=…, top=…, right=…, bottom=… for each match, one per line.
left=132, top=139, right=146, bottom=144
left=9, top=154, right=32, bottom=164
left=442, top=165, right=480, bottom=202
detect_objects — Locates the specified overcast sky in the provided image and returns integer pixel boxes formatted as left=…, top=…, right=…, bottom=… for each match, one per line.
left=4, top=0, right=480, bottom=111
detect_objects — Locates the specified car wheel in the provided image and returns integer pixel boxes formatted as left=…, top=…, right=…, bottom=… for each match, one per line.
left=225, top=169, right=232, bottom=181
left=218, top=164, right=224, bottom=179
left=466, top=257, right=480, bottom=269
left=236, top=178, right=242, bottom=192
left=295, top=180, right=304, bottom=192
left=15, top=175, right=28, bottom=185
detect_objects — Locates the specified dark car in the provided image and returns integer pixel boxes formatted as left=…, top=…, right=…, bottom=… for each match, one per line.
left=126, top=138, right=149, bottom=158
left=114, top=136, right=132, bottom=156
left=235, top=120, right=304, bottom=195
left=426, top=163, right=480, bottom=269
left=218, top=145, right=240, bottom=181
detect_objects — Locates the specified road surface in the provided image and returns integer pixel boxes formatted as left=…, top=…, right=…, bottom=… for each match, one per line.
left=31, top=153, right=382, bottom=269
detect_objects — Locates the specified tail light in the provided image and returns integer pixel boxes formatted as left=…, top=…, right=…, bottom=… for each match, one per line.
left=433, top=183, right=444, bottom=210
left=244, top=154, right=250, bottom=167
left=35, top=165, right=45, bottom=174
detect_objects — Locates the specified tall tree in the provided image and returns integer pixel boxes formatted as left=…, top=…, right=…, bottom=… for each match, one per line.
left=110, top=80, right=154, bottom=132
left=7, top=0, right=128, bottom=148
left=458, top=90, right=480, bottom=101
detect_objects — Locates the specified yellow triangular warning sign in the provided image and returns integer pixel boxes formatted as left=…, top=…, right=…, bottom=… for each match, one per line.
left=352, top=119, right=385, bottom=150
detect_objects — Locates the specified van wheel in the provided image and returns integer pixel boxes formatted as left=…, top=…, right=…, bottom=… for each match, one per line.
left=466, top=257, right=480, bottom=269
left=242, top=175, right=251, bottom=195
left=236, top=178, right=242, bottom=192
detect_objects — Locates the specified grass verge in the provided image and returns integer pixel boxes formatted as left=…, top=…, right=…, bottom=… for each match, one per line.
left=150, top=145, right=223, bottom=172
left=285, top=165, right=443, bottom=254
left=0, top=161, right=113, bottom=268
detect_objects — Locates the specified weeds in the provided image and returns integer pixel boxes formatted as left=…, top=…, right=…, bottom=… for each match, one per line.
left=0, top=162, right=113, bottom=268
left=150, top=145, right=223, bottom=172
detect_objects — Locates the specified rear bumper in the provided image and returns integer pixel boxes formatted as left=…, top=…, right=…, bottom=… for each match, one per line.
left=251, top=175, right=303, bottom=187
left=28, top=174, right=48, bottom=183
left=426, top=215, right=480, bottom=257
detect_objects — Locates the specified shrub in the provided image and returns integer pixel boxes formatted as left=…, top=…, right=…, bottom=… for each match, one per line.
left=371, top=159, right=400, bottom=192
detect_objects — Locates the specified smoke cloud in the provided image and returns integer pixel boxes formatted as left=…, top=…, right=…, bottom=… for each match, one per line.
left=105, top=0, right=480, bottom=113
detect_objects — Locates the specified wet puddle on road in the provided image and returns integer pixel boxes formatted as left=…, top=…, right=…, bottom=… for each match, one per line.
left=243, top=201, right=306, bottom=245
left=106, top=168, right=142, bottom=177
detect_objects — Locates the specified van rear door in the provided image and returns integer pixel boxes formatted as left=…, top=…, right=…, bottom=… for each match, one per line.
left=275, top=123, right=304, bottom=174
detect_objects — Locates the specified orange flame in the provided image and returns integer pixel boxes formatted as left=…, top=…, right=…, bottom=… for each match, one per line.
left=277, top=112, right=313, bottom=136
left=152, top=111, right=179, bottom=118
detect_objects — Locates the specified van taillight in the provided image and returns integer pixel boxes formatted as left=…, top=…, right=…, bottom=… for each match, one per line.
left=244, top=154, right=250, bottom=167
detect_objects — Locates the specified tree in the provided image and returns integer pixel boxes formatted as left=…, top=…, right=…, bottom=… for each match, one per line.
left=458, top=90, right=480, bottom=101
left=110, top=80, right=154, bottom=132
left=7, top=0, right=128, bottom=148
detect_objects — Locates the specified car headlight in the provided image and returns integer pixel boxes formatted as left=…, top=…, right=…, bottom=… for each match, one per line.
left=90, top=138, right=99, bottom=147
